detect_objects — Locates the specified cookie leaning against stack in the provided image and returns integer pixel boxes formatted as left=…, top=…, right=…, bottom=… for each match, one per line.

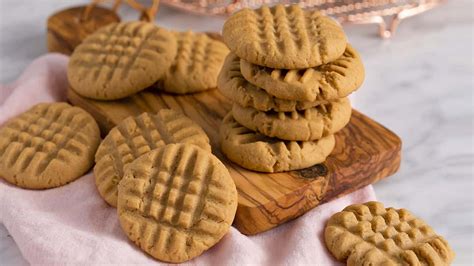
left=160, top=31, right=229, bottom=94
left=218, top=4, right=365, bottom=172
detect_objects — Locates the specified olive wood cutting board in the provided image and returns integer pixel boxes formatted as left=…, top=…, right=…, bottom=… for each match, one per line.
left=68, top=87, right=401, bottom=235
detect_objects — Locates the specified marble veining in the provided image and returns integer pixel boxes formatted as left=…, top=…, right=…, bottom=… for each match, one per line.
left=0, top=0, right=473, bottom=264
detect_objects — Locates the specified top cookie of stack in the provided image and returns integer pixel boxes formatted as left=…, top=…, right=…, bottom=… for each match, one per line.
left=68, top=21, right=229, bottom=100
left=218, top=4, right=365, bottom=173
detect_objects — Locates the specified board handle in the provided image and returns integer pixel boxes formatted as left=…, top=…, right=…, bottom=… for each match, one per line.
left=82, top=0, right=160, bottom=22
left=126, top=0, right=161, bottom=22
left=81, top=0, right=122, bottom=22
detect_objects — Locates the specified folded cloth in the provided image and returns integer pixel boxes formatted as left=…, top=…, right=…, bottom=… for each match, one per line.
left=0, top=54, right=377, bottom=265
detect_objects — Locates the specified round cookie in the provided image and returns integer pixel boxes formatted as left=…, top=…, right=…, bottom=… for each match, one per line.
left=68, top=21, right=177, bottom=100
left=220, top=113, right=335, bottom=172
left=232, top=98, right=352, bottom=141
left=0, top=102, right=100, bottom=189
left=240, top=44, right=365, bottom=101
left=222, top=4, right=347, bottom=69
left=218, top=53, right=325, bottom=112
left=325, top=201, right=455, bottom=265
left=94, top=110, right=211, bottom=207
left=117, top=143, right=237, bottom=263
left=160, top=31, right=229, bottom=94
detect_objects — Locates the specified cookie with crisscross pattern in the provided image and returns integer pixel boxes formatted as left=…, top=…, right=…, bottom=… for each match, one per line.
left=240, top=44, right=365, bottom=101
left=68, top=21, right=176, bottom=100
left=218, top=53, right=324, bottom=112
left=160, top=31, right=229, bottom=94
left=220, top=113, right=335, bottom=172
left=94, top=110, right=211, bottom=207
left=117, top=143, right=237, bottom=263
left=232, top=98, right=351, bottom=141
left=0, top=102, right=100, bottom=189
left=222, top=4, right=347, bottom=69
left=325, top=202, right=455, bottom=265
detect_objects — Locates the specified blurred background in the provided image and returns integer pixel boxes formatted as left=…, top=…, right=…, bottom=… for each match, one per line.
left=0, top=0, right=473, bottom=264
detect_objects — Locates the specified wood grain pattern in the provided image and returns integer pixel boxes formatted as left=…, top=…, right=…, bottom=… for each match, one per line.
left=47, top=6, right=120, bottom=55
left=68, top=87, right=401, bottom=235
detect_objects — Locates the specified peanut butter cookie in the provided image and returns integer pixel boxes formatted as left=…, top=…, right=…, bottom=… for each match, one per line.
left=232, top=98, right=351, bottom=141
left=240, top=44, right=364, bottom=101
left=68, top=21, right=177, bottom=100
left=222, top=4, right=347, bottom=69
left=325, top=202, right=455, bottom=265
left=94, top=110, right=211, bottom=207
left=0, top=102, right=100, bottom=189
left=160, top=31, right=229, bottom=94
left=117, top=143, right=237, bottom=262
left=220, top=113, right=335, bottom=172
left=218, top=53, right=325, bottom=112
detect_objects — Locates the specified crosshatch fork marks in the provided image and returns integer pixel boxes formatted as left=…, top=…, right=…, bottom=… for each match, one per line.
left=162, top=31, right=229, bottom=94
left=222, top=4, right=347, bottom=68
left=68, top=21, right=177, bottom=100
left=94, top=110, right=211, bottom=207
left=325, top=202, right=455, bottom=265
left=74, top=24, right=165, bottom=84
left=239, top=44, right=364, bottom=102
left=0, top=102, right=100, bottom=189
left=1, top=104, right=90, bottom=176
left=117, top=144, right=237, bottom=263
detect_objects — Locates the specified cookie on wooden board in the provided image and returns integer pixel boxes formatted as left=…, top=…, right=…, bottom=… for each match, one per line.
left=218, top=53, right=325, bottom=112
left=94, top=110, right=211, bottom=207
left=0, top=102, right=100, bottom=189
left=220, top=112, right=335, bottom=172
left=240, top=44, right=365, bottom=101
left=222, top=4, right=347, bottom=69
left=325, top=201, right=455, bottom=265
left=232, top=98, right=352, bottom=141
left=160, top=31, right=229, bottom=94
left=68, top=21, right=177, bottom=100
left=117, top=143, right=237, bottom=263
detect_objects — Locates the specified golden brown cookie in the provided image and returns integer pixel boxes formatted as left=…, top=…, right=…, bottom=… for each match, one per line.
left=117, top=143, right=238, bottom=263
left=68, top=21, right=177, bottom=100
left=222, top=4, right=347, bottom=69
left=218, top=53, right=325, bottom=112
left=0, top=102, right=100, bottom=189
left=94, top=110, right=211, bottom=207
left=240, top=44, right=365, bottom=101
left=325, top=202, right=455, bottom=266
left=160, top=31, right=229, bottom=94
left=232, top=98, right=351, bottom=141
left=220, top=113, right=335, bottom=172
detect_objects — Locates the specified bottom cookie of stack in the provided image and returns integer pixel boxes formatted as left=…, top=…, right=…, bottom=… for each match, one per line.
left=219, top=113, right=336, bottom=172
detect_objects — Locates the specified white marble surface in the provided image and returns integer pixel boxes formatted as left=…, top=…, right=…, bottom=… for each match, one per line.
left=0, top=0, right=473, bottom=265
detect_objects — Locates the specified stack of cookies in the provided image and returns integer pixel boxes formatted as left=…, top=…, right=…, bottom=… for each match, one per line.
left=218, top=4, right=365, bottom=173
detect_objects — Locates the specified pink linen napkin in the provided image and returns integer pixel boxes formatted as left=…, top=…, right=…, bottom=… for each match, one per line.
left=0, top=54, right=376, bottom=265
